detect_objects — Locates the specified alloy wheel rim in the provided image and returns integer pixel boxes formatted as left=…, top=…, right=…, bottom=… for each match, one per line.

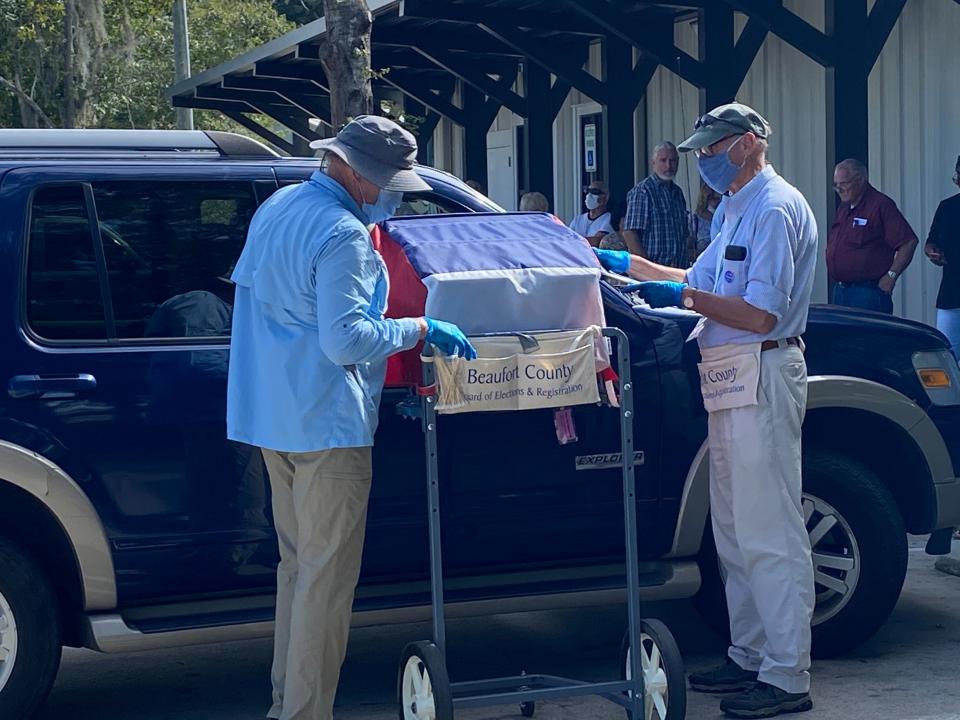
left=715, top=492, right=860, bottom=626
left=625, top=633, right=670, bottom=720
left=803, top=493, right=861, bottom=625
left=402, top=655, right=436, bottom=720
left=0, top=590, right=18, bottom=693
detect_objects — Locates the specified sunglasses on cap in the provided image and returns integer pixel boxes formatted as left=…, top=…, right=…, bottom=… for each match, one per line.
left=694, top=113, right=721, bottom=129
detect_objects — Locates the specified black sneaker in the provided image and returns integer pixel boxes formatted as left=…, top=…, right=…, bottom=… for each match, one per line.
left=689, top=658, right=759, bottom=693
left=720, top=681, right=813, bottom=718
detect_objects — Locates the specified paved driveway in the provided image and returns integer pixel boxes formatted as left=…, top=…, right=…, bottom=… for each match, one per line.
left=38, top=538, right=960, bottom=719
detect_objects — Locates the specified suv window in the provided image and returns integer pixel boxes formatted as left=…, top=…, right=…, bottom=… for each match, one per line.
left=26, top=185, right=107, bottom=340
left=395, top=193, right=468, bottom=216
left=91, top=181, right=257, bottom=339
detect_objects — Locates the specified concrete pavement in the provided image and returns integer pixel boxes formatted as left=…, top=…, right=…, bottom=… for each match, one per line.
left=38, top=538, right=960, bottom=719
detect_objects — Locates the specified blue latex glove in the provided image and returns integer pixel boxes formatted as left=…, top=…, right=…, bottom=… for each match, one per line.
left=593, top=248, right=630, bottom=275
left=635, top=281, right=687, bottom=308
left=425, top=318, right=478, bottom=359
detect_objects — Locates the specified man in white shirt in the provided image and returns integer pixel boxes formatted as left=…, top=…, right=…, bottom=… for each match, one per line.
left=569, top=180, right=613, bottom=246
left=594, top=103, right=817, bottom=719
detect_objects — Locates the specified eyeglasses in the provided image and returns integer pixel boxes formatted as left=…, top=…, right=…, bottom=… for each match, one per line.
left=833, top=179, right=858, bottom=191
left=584, top=188, right=606, bottom=196
left=694, top=132, right=743, bottom=158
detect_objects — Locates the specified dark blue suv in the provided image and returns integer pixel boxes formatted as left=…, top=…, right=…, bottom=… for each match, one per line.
left=1, top=130, right=958, bottom=719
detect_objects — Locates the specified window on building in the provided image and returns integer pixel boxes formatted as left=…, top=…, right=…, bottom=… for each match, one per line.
left=26, top=185, right=107, bottom=340
left=91, top=181, right=258, bottom=339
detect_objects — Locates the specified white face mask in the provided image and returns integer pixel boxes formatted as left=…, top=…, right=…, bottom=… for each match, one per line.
left=585, top=193, right=601, bottom=210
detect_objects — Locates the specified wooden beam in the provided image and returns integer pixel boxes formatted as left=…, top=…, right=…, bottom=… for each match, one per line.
left=196, top=85, right=323, bottom=142
left=413, top=47, right=526, bottom=117
left=478, top=24, right=608, bottom=105
left=400, top=0, right=604, bottom=36
left=732, top=16, right=768, bottom=84
left=378, top=73, right=468, bottom=126
left=562, top=0, right=707, bottom=88
left=223, top=111, right=295, bottom=155
left=254, top=60, right=330, bottom=88
left=222, top=76, right=331, bottom=123
left=374, top=24, right=521, bottom=56
left=865, top=0, right=907, bottom=73
left=171, top=95, right=258, bottom=114
left=724, top=0, right=834, bottom=67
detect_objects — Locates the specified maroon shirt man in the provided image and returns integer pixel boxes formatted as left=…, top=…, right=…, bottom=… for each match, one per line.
left=827, top=159, right=918, bottom=314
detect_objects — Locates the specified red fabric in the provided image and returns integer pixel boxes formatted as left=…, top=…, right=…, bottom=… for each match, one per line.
left=372, top=226, right=427, bottom=387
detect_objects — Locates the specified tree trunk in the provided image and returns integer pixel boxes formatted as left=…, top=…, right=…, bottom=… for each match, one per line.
left=320, top=0, right=374, bottom=130
left=0, top=75, right=55, bottom=128
left=62, top=0, right=108, bottom=127
left=64, top=0, right=76, bottom=127
left=73, top=0, right=108, bottom=127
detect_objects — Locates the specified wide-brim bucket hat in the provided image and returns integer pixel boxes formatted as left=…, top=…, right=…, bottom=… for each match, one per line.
left=310, top=115, right=431, bottom=192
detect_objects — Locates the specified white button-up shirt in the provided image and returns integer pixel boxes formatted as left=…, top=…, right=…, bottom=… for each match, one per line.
left=685, top=165, right=818, bottom=349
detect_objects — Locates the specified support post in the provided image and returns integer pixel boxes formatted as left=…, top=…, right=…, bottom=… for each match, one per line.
left=825, top=0, right=869, bottom=179
left=462, top=85, right=491, bottom=187
left=522, top=62, right=555, bottom=209
left=698, top=5, right=736, bottom=112
left=602, top=38, right=636, bottom=209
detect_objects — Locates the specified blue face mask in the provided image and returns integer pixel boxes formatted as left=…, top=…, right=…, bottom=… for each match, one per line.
left=362, top=188, right=403, bottom=225
left=697, top=135, right=745, bottom=194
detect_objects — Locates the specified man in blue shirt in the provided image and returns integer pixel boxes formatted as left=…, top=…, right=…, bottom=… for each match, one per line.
left=227, top=115, right=474, bottom=720
left=622, top=141, right=690, bottom=267
left=595, top=104, right=817, bottom=719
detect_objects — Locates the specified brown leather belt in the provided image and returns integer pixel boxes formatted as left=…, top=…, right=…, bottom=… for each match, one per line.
left=760, top=337, right=801, bottom=352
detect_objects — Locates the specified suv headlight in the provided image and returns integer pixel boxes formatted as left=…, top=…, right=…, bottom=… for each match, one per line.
left=913, top=350, right=960, bottom=406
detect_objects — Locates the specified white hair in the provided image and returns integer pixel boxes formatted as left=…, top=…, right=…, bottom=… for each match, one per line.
left=519, top=191, right=549, bottom=212
left=837, top=158, right=868, bottom=181
left=652, top=141, right=678, bottom=158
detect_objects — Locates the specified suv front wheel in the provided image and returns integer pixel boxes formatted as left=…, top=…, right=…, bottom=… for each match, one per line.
left=0, top=537, right=62, bottom=719
left=692, top=449, right=909, bottom=658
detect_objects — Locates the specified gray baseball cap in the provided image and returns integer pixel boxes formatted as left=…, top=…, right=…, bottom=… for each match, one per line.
left=678, top=102, right=771, bottom=153
left=309, top=115, right=430, bottom=191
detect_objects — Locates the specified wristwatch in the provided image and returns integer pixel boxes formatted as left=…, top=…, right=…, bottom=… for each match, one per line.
left=887, top=270, right=899, bottom=281
left=682, top=288, right=696, bottom=309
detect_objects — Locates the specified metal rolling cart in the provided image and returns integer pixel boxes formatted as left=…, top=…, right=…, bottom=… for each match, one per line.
left=396, top=327, right=686, bottom=720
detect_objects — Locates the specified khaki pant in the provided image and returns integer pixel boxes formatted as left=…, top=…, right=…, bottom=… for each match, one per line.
left=262, top=447, right=373, bottom=720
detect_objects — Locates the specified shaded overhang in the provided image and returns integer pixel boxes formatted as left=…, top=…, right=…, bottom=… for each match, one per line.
left=166, top=0, right=908, bottom=205
left=166, top=0, right=704, bottom=154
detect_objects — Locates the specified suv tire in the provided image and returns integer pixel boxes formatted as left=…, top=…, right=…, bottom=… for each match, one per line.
left=692, top=448, right=908, bottom=659
left=0, top=537, right=62, bottom=719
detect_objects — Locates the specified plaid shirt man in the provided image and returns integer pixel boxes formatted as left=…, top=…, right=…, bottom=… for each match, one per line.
left=624, top=175, right=689, bottom=267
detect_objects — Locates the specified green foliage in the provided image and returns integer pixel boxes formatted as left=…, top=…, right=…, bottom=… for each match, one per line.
left=0, top=0, right=296, bottom=138
left=272, top=0, right=323, bottom=26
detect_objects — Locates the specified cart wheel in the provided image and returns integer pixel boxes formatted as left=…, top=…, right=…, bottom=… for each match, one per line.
left=619, top=619, right=686, bottom=720
left=520, top=700, right=536, bottom=717
left=398, top=641, right=454, bottom=720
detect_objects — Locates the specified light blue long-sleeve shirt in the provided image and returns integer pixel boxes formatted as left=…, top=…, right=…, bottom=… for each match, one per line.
left=685, top=165, right=818, bottom=349
left=226, top=171, right=421, bottom=453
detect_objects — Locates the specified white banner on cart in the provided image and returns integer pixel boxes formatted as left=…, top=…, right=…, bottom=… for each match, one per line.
left=433, top=328, right=602, bottom=414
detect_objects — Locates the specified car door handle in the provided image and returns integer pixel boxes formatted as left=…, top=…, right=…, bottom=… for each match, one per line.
left=7, top=374, right=97, bottom=399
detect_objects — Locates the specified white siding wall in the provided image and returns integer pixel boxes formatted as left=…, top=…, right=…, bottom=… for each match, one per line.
left=647, top=1, right=830, bottom=303
left=432, top=0, right=960, bottom=326
left=869, top=0, right=960, bottom=326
